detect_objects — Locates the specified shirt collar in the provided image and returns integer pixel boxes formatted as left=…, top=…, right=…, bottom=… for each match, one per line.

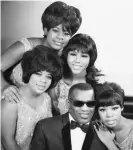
left=69, top=114, right=90, bottom=125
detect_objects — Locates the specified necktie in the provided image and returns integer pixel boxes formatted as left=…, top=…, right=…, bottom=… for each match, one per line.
left=70, top=120, right=89, bottom=133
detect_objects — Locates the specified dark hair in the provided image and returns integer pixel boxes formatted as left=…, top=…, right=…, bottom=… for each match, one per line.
left=61, top=33, right=102, bottom=83
left=41, top=1, right=82, bottom=35
left=21, top=45, right=63, bottom=89
left=96, top=82, right=125, bottom=108
left=68, top=83, right=93, bottom=97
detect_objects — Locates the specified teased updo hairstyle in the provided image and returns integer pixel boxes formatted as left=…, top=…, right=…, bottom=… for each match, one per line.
left=41, top=1, right=82, bottom=36
left=21, top=45, right=63, bottom=89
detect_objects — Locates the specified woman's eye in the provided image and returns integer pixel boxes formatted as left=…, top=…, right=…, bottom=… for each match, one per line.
left=112, top=107, right=118, bottom=110
left=69, top=52, right=76, bottom=56
left=45, top=73, right=52, bottom=79
left=81, top=54, right=89, bottom=58
left=99, top=108, right=105, bottom=112
left=35, top=72, right=41, bottom=76
left=47, top=76, right=52, bottom=79
left=64, top=32, right=70, bottom=36
left=52, top=29, right=58, bottom=32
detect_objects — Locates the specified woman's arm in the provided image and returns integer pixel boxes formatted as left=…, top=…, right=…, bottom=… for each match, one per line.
left=93, top=124, right=119, bottom=150
left=1, top=99, right=21, bottom=150
left=48, top=87, right=60, bottom=115
left=1, top=41, right=26, bottom=91
left=1, top=39, right=31, bottom=103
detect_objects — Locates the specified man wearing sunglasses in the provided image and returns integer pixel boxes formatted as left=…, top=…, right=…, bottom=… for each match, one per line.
left=30, top=83, right=107, bottom=150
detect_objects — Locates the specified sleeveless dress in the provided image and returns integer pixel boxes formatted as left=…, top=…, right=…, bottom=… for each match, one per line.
left=114, top=127, right=133, bottom=150
left=15, top=92, right=52, bottom=150
left=10, top=38, right=32, bottom=87
left=55, top=79, right=71, bottom=114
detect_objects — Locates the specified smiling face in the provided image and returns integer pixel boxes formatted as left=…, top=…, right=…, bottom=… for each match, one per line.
left=28, top=71, right=52, bottom=94
left=67, top=50, right=90, bottom=75
left=69, top=89, right=95, bottom=124
left=44, top=24, right=71, bottom=51
left=98, top=104, right=123, bottom=128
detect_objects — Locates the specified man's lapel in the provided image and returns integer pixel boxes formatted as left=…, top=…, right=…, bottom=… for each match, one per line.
left=62, top=113, right=72, bottom=150
left=82, top=123, right=94, bottom=150
left=82, top=122, right=107, bottom=150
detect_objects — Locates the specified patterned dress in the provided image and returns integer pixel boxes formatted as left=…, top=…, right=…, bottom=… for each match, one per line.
left=55, top=79, right=71, bottom=114
left=1, top=38, right=33, bottom=150
left=15, top=92, right=52, bottom=150
left=114, top=127, right=133, bottom=150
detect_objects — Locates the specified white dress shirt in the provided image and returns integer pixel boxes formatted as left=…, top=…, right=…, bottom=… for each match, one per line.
left=69, top=114, right=89, bottom=150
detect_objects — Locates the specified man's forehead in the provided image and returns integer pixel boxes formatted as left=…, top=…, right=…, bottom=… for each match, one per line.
left=72, top=89, right=94, bottom=100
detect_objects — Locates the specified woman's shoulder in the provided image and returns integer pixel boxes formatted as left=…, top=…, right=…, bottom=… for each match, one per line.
left=53, top=78, right=70, bottom=96
left=43, top=92, right=51, bottom=100
left=125, top=119, right=133, bottom=132
left=127, top=120, right=133, bottom=140
left=1, top=99, right=18, bottom=114
left=1, top=98, right=17, bottom=107
left=129, top=119, right=133, bottom=129
left=57, top=78, right=70, bottom=88
left=28, top=37, right=44, bottom=48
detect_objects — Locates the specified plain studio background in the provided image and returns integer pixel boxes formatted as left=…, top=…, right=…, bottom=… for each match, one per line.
left=1, top=0, right=133, bottom=96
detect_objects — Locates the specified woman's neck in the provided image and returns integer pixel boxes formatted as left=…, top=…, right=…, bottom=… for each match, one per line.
left=112, top=116, right=127, bottom=132
left=112, top=116, right=132, bottom=143
left=19, top=85, right=45, bottom=110
left=64, top=73, right=86, bottom=86
left=42, top=38, right=60, bottom=54
left=42, top=38, right=48, bottom=47
left=19, top=85, right=43, bottom=101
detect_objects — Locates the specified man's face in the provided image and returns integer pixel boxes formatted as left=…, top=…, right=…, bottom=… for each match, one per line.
left=69, top=89, right=95, bottom=124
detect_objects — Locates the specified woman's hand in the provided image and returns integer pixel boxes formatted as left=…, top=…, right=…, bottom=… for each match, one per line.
left=93, top=120, right=118, bottom=150
left=2, top=85, right=21, bottom=103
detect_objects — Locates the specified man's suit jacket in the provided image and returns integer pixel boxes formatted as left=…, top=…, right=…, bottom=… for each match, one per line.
left=30, top=113, right=107, bottom=150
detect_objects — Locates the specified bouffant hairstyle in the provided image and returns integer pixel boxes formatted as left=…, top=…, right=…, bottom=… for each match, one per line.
left=96, top=82, right=125, bottom=108
left=41, top=1, right=82, bottom=36
left=21, top=45, right=63, bottom=89
left=61, top=33, right=102, bottom=84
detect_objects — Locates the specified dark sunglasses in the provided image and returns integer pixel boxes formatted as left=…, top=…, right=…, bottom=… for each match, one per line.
left=70, top=98, right=95, bottom=107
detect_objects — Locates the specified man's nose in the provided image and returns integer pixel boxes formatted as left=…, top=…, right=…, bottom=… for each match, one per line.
left=81, top=103, right=89, bottom=111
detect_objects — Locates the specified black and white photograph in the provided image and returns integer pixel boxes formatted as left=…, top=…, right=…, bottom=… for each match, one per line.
left=1, top=1, right=133, bottom=150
